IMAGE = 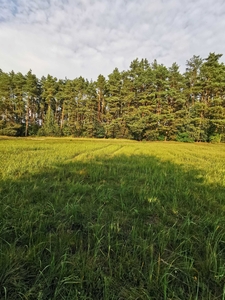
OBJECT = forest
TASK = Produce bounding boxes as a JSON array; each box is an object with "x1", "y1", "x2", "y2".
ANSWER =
[{"x1": 0, "y1": 52, "x2": 225, "y2": 142}]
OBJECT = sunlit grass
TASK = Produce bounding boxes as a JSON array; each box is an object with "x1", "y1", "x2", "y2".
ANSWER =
[{"x1": 0, "y1": 137, "x2": 225, "y2": 299}]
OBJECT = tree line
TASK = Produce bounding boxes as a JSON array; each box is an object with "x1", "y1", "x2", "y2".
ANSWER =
[{"x1": 0, "y1": 52, "x2": 225, "y2": 142}]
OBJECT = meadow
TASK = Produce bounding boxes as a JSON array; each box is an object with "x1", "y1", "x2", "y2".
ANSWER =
[{"x1": 0, "y1": 137, "x2": 225, "y2": 300}]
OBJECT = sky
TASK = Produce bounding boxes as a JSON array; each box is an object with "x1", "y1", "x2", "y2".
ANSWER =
[{"x1": 0, "y1": 0, "x2": 225, "y2": 81}]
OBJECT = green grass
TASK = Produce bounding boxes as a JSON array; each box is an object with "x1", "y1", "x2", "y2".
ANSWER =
[{"x1": 0, "y1": 137, "x2": 225, "y2": 299}]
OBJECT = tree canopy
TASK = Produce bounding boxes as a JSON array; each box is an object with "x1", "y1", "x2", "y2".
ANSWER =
[{"x1": 0, "y1": 52, "x2": 225, "y2": 142}]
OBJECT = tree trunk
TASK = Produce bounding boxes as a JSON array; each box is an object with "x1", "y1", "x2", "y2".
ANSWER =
[
  {"x1": 25, "y1": 99, "x2": 29, "y2": 136},
  {"x1": 60, "y1": 102, "x2": 65, "y2": 130}
]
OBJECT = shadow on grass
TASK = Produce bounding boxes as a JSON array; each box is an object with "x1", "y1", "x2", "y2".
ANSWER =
[{"x1": 0, "y1": 154, "x2": 225, "y2": 300}]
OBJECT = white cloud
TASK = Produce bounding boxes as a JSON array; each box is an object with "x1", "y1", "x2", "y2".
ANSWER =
[{"x1": 0, "y1": 0, "x2": 225, "y2": 80}]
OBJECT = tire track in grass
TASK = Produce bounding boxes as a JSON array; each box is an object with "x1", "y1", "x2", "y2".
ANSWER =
[
  {"x1": 110, "y1": 145, "x2": 141, "y2": 157},
  {"x1": 66, "y1": 144, "x2": 111, "y2": 162},
  {"x1": 84, "y1": 144, "x2": 123, "y2": 159},
  {"x1": 109, "y1": 145, "x2": 125, "y2": 156},
  {"x1": 68, "y1": 144, "x2": 121, "y2": 162}
]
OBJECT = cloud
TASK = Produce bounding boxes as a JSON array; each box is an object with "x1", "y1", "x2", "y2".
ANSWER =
[{"x1": 0, "y1": 0, "x2": 225, "y2": 80}]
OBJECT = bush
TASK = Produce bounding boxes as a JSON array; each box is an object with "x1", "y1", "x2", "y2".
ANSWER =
[
  {"x1": 176, "y1": 132, "x2": 194, "y2": 143},
  {"x1": 144, "y1": 130, "x2": 159, "y2": 141},
  {"x1": 158, "y1": 134, "x2": 166, "y2": 141},
  {"x1": 0, "y1": 124, "x2": 23, "y2": 136},
  {"x1": 209, "y1": 134, "x2": 222, "y2": 143}
]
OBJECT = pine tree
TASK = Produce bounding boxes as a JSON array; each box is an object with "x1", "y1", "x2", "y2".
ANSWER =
[
  {"x1": 83, "y1": 80, "x2": 98, "y2": 137},
  {"x1": 105, "y1": 68, "x2": 123, "y2": 137},
  {"x1": 95, "y1": 75, "x2": 107, "y2": 137},
  {"x1": 39, "y1": 75, "x2": 59, "y2": 136},
  {"x1": 24, "y1": 70, "x2": 40, "y2": 136},
  {"x1": 13, "y1": 72, "x2": 26, "y2": 125},
  {"x1": 201, "y1": 53, "x2": 225, "y2": 141}
]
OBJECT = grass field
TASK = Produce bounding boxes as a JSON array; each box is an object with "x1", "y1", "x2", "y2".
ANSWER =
[{"x1": 0, "y1": 137, "x2": 225, "y2": 299}]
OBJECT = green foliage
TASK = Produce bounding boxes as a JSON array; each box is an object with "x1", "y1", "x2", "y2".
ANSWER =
[
  {"x1": 0, "y1": 53, "x2": 225, "y2": 142},
  {"x1": 38, "y1": 108, "x2": 60, "y2": 136},
  {"x1": 157, "y1": 134, "x2": 166, "y2": 141},
  {"x1": 0, "y1": 121, "x2": 23, "y2": 136},
  {"x1": 209, "y1": 133, "x2": 222, "y2": 143},
  {"x1": 176, "y1": 132, "x2": 194, "y2": 143},
  {"x1": 94, "y1": 122, "x2": 105, "y2": 138},
  {"x1": 144, "y1": 129, "x2": 159, "y2": 141}
]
